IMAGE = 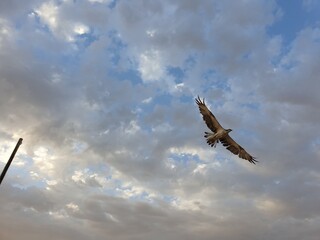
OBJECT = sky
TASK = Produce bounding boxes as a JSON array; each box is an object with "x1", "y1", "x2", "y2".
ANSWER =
[{"x1": 0, "y1": 0, "x2": 320, "y2": 239}]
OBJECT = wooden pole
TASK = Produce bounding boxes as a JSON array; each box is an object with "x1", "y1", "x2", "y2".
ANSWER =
[{"x1": 0, "y1": 138, "x2": 23, "y2": 185}]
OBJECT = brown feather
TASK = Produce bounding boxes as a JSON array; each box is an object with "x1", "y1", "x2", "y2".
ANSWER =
[
  {"x1": 220, "y1": 135, "x2": 257, "y2": 164},
  {"x1": 195, "y1": 96, "x2": 223, "y2": 133},
  {"x1": 196, "y1": 96, "x2": 257, "y2": 164}
]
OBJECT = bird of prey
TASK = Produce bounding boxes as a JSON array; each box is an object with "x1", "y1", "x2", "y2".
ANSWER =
[{"x1": 196, "y1": 96, "x2": 257, "y2": 164}]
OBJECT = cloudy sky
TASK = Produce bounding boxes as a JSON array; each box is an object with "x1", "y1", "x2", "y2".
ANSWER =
[{"x1": 0, "y1": 0, "x2": 320, "y2": 239}]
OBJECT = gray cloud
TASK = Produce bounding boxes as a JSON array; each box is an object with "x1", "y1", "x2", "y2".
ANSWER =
[{"x1": 0, "y1": 0, "x2": 319, "y2": 239}]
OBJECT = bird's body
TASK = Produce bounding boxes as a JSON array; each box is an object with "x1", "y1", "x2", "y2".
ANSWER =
[
  {"x1": 195, "y1": 96, "x2": 257, "y2": 164},
  {"x1": 204, "y1": 129, "x2": 230, "y2": 147}
]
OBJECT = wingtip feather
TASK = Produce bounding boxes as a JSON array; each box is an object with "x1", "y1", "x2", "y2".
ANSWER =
[
  {"x1": 249, "y1": 157, "x2": 258, "y2": 164},
  {"x1": 195, "y1": 96, "x2": 205, "y2": 105}
]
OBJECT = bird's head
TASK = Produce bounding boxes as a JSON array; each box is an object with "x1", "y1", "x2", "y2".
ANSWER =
[{"x1": 226, "y1": 129, "x2": 232, "y2": 133}]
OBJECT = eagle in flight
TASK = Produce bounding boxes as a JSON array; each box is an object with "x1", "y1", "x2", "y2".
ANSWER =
[{"x1": 196, "y1": 96, "x2": 257, "y2": 164}]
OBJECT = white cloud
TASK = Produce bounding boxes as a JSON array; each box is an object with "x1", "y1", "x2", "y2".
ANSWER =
[
  {"x1": 142, "y1": 97, "x2": 152, "y2": 104},
  {"x1": 168, "y1": 146, "x2": 217, "y2": 163},
  {"x1": 35, "y1": 1, "x2": 91, "y2": 41},
  {"x1": 66, "y1": 202, "x2": 80, "y2": 212},
  {"x1": 73, "y1": 23, "x2": 89, "y2": 35},
  {"x1": 138, "y1": 49, "x2": 165, "y2": 82},
  {"x1": 193, "y1": 163, "x2": 208, "y2": 175},
  {"x1": 71, "y1": 169, "x2": 108, "y2": 188},
  {"x1": 88, "y1": 0, "x2": 112, "y2": 3},
  {"x1": 35, "y1": 1, "x2": 59, "y2": 30},
  {"x1": 123, "y1": 120, "x2": 141, "y2": 135}
]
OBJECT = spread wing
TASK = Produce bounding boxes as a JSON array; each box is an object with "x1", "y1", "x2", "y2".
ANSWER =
[
  {"x1": 220, "y1": 134, "x2": 258, "y2": 164},
  {"x1": 195, "y1": 96, "x2": 223, "y2": 133}
]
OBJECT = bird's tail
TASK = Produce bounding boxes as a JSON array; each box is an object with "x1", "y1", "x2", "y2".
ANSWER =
[{"x1": 204, "y1": 132, "x2": 219, "y2": 148}]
